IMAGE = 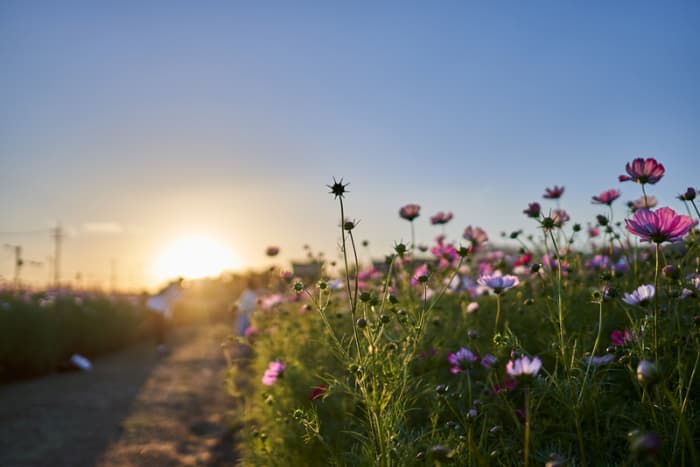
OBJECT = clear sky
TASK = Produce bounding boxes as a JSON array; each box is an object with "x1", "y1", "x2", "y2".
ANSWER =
[{"x1": 1, "y1": 1, "x2": 698, "y2": 290}]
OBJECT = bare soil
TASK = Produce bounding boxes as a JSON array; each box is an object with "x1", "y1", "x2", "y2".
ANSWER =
[{"x1": 0, "y1": 323, "x2": 239, "y2": 467}]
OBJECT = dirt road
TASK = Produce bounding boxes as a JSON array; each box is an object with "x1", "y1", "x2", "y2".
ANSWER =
[{"x1": 0, "y1": 323, "x2": 239, "y2": 467}]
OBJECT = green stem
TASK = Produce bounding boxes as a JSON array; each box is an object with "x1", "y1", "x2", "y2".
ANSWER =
[
  {"x1": 549, "y1": 230, "x2": 567, "y2": 369},
  {"x1": 494, "y1": 294, "x2": 502, "y2": 335},
  {"x1": 338, "y1": 197, "x2": 362, "y2": 360},
  {"x1": 578, "y1": 299, "x2": 603, "y2": 405},
  {"x1": 654, "y1": 244, "x2": 660, "y2": 360}
]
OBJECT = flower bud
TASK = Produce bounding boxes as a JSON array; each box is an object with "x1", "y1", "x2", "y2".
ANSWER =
[
  {"x1": 356, "y1": 318, "x2": 368, "y2": 328},
  {"x1": 636, "y1": 360, "x2": 659, "y2": 386}
]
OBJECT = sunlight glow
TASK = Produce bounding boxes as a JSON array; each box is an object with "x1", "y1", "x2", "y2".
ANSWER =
[{"x1": 151, "y1": 234, "x2": 241, "y2": 284}]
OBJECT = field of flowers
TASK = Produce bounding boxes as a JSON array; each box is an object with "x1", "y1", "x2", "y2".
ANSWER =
[
  {"x1": 228, "y1": 158, "x2": 699, "y2": 466},
  {"x1": 0, "y1": 289, "x2": 154, "y2": 380}
]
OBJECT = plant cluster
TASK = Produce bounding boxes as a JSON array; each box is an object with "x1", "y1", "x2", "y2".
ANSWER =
[{"x1": 229, "y1": 160, "x2": 699, "y2": 466}]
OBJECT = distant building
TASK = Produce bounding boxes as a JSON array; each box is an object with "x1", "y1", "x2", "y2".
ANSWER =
[{"x1": 292, "y1": 261, "x2": 322, "y2": 280}]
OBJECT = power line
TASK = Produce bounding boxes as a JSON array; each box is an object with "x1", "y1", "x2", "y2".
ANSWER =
[{"x1": 0, "y1": 229, "x2": 52, "y2": 236}]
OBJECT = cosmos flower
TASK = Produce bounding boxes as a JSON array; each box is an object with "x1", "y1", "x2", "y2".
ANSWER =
[
  {"x1": 447, "y1": 347, "x2": 478, "y2": 374},
  {"x1": 622, "y1": 284, "x2": 655, "y2": 306},
  {"x1": 543, "y1": 186, "x2": 565, "y2": 199},
  {"x1": 266, "y1": 246, "x2": 280, "y2": 257},
  {"x1": 477, "y1": 273, "x2": 519, "y2": 294},
  {"x1": 677, "y1": 187, "x2": 697, "y2": 201},
  {"x1": 506, "y1": 355, "x2": 542, "y2": 378},
  {"x1": 463, "y1": 225, "x2": 488, "y2": 249},
  {"x1": 592, "y1": 189, "x2": 621, "y2": 206},
  {"x1": 551, "y1": 209, "x2": 570, "y2": 227},
  {"x1": 262, "y1": 360, "x2": 285, "y2": 386},
  {"x1": 399, "y1": 204, "x2": 421, "y2": 221},
  {"x1": 619, "y1": 157, "x2": 665, "y2": 184},
  {"x1": 430, "y1": 211, "x2": 454, "y2": 225},
  {"x1": 625, "y1": 207, "x2": 694, "y2": 243},
  {"x1": 410, "y1": 263, "x2": 429, "y2": 286},
  {"x1": 523, "y1": 202, "x2": 541, "y2": 218},
  {"x1": 629, "y1": 195, "x2": 657, "y2": 211},
  {"x1": 480, "y1": 354, "x2": 497, "y2": 369}
]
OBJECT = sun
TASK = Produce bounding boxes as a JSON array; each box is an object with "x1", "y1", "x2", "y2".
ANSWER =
[{"x1": 152, "y1": 234, "x2": 241, "y2": 284}]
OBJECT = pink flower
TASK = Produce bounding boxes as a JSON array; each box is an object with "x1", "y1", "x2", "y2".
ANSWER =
[
  {"x1": 448, "y1": 347, "x2": 478, "y2": 373},
  {"x1": 543, "y1": 186, "x2": 565, "y2": 199},
  {"x1": 399, "y1": 204, "x2": 421, "y2": 221},
  {"x1": 506, "y1": 355, "x2": 542, "y2": 378},
  {"x1": 266, "y1": 246, "x2": 280, "y2": 257},
  {"x1": 592, "y1": 189, "x2": 621, "y2": 206},
  {"x1": 411, "y1": 263, "x2": 429, "y2": 286},
  {"x1": 619, "y1": 157, "x2": 665, "y2": 184},
  {"x1": 625, "y1": 207, "x2": 695, "y2": 243},
  {"x1": 551, "y1": 209, "x2": 570, "y2": 227},
  {"x1": 463, "y1": 226, "x2": 488, "y2": 250},
  {"x1": 430, "y1": 211, "x2": 453, "y2": 225},
  {"x1": 466, "y1": 302, "x2": 479, "y2": 313},
  {"x1": 513, "y1": 253, "x2": 532, "y2": 267},
  {"x1": 477, "y1": 273, "x2": 519, "y2": 294},
  {"x1": 588, "y1": 225, "x2": 600, "y2": 238},
  {"x1": 629, "y1": 195, "x2": 657, "y2": 211},
  {"x1": 262, "y1": 360, "x2": 285, "y2": 386},
  {"x1": 431, "y1": 236, "x2": 458, "y2": 268}
]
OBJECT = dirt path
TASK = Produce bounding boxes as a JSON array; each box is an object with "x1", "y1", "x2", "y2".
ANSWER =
[{"x1": 0, "y1": 323, "x2": 239, "y2": 467}]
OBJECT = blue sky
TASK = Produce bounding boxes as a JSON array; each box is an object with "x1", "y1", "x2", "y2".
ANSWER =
[{"x1": 1, "y1": 1, "x2": 698, "y2": 289}]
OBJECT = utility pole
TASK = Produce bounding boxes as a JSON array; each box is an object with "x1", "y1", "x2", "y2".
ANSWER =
[
  {"x1": 110, "y1": 258, "x2": 117, "y2": 293},
  {"x1": 53, "y1": 224, "x2": 62, "y2": 288},
  {"x1": 14, "y1": 245, "x2": 23, "y2": 287}
]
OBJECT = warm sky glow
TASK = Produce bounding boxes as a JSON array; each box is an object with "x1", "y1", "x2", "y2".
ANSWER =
[
  {"x1": 150, "y1": 235, "x2": 241, "y2": 285},
  {"x1": 1, "y1": 2, "x2": 698, "y2": 291}
]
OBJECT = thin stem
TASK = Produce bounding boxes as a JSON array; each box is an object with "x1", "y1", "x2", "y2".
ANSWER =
[
  {"x1": 548, "y1": 230, "x2": 567, "y2": 369},
  {"x1": 494, "y1": 294, "x2": 502, "y2": 335},
  {"x1": 578, "y1": 299, "x2": 603, "y2": 405},
  {"x1": 654, "y1": 244, "x2": 660, "y2": 360},
  {"x1": 524, "y1": 389, "x2": 531, "y2": 467},
  {"x1": 691, "y1": 199, "x2": 700, "y2": 219},
  {"x1": 641, "y1": 183, "x2": 649, "y2": 208},
  {"x1": 338, "y1": 197, "x2": 362, "y2": 359}
]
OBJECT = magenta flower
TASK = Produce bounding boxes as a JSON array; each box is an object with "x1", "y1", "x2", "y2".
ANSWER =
[
  {"x1": 506, "y1": 355, "x2": 542, "y2": 378},
  {"x1": 430, "y1": 211, "x2": 453, "y2": 225},
  {"x1": 399, "y1": 204, "x2": 421, "y2": 221},
  {"x1": 477, "y1": 273, "x2": 519, "y2": 294},
  {"x1": 308, "y1": 384, "x2": 327, "y2": 401},
  {"x1": 619, "y1": 157, "x2": 665, "y2": 184},
  {"x1": 463, "y1": 225, "x2": 488, "y2": 249},
  {"x1": 262, "y1": 360, "x2": 285, "y2": 386},
  {"x1": 448, "y1": 347, "x2": 478, "y2": 374},
  {"x1": 625, "y1": 207, "x2": 695, "y2": 243},
  {"x1": 588, "y1": 225, "x2": 600, "y2": 238},
  {"x1": 542, "y1": 185, "x2": 564, "y2": 199},
  {"x1": 592, "y1": 189, "x2": 621, "y2": 206},
  {"x1": 543, "y1": 185, "x2": 565, "y2": 199},
  {"x1": 523, "y1": 202, "x2": 541, "y2": 218},
  {"x1": 622, "y1": 284, "x2": 655, "y2": 306},
  {"x1": 431, "y1": 236, "x2": 458, "y2": 268},
  {"x1": 410, "y1": 263, "x2": 429, "y2": 286}
]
